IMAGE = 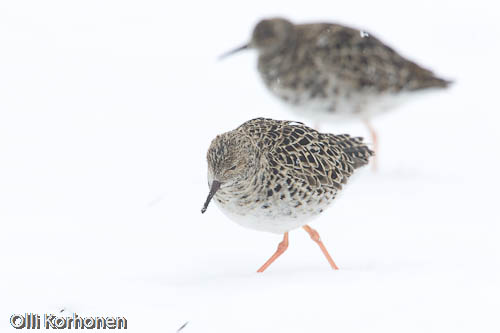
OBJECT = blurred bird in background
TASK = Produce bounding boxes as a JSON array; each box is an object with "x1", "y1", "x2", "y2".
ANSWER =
[{"x1": 221, "y1": 17, "x2": 452, "y2": 169}]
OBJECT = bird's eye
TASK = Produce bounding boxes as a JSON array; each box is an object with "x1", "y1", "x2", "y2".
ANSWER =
[{"x1": 228, "y1": 165, "x2": 237, "y2": 171}]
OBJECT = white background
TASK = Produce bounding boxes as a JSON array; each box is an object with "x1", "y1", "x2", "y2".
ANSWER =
[{"x1": 1, "y1": 0, "x2": 499, "y2": 332}]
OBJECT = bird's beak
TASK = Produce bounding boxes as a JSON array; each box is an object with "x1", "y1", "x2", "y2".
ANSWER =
[
  {"x1": 201, "y1": 180, "x2": 222, "y2": 213},
  {"x1": 218, "y1": 44, "x2": 249, "y2": 61}
]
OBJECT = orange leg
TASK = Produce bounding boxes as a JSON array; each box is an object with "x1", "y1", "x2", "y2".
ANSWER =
[
  {"x1": 302, "y1": 225, "x2": 339, "y2": 270},
  {"x1": 257, "y1": 232, "x2": 289, "y2": 273},
  {"x1": 363, "y1": 119, "x2": 378, "y2": 171}
]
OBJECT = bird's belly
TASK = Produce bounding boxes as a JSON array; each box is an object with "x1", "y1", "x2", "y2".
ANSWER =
[
  {"x1": 214, "y1": 194, "x2": 335, "y2": 234},
  {"x1": 268, "y1": 81, "x2": 411, "y2": 122}
]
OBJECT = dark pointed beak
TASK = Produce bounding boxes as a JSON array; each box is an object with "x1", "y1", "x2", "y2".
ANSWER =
[
  {"x1": 218, "y1": 44, "x2": 249, "y2": 61},
  {"x1": 201, "y1": 180, "x2": 221, "y2": 214}
]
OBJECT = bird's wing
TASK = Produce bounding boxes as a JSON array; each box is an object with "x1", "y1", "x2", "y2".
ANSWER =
[
  {"x1": 299, "y1": 23, "x2": 449, "y2": 91},
  {"x1": 239, "y1": 118, "x2": 365, "y2": 192}
]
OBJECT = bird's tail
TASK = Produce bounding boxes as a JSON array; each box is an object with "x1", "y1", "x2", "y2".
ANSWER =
[
  {"x1": 408, "y1": 61, "x2": 454, "y2": 90},
  {"x1": 332, "y1": 134, "x2": 375, "y2": 169},
  {"x1": 416, "y1": 75, "x2": 453, "y2": 90}
]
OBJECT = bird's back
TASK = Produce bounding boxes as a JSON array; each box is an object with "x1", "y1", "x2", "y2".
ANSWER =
[
  {"x1": 237, "y1": 118, "x2": 373, "y2": 191},
  {"x1": 295, "y1": 22, "x2": 451, "y2": 92}
]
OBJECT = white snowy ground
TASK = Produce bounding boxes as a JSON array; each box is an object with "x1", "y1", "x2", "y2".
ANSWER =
[{"x1": 1, "y1": 0, "x2": 499, "y2": 332}]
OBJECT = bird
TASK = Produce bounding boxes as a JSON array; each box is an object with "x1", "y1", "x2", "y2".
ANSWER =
[
  {"x1": 201, "y1": 118, "x2": 373, "y2": 272},
  {"x1": 220, "y1": 17, "x2": 451, "y2": 169}
]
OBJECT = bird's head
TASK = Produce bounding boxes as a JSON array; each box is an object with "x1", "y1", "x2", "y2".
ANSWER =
[
  {"x1": 219, "y1": 18, "x2": 295, "y2": 59},
  {"x1": 201, "y1": 131, "x2": 259, "y2": 213}
]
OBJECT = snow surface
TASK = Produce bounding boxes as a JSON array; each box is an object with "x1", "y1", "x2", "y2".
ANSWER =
[{"x1": 1, "y1": 0, "x2": 499, "y2": 332}]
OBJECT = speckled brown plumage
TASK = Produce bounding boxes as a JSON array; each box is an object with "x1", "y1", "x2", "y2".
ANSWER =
[{"x1": 238, "y1": 117, "x2": 372, "y2": 190}]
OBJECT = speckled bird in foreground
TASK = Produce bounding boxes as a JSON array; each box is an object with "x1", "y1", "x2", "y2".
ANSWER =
[
  {"x1": 221, "y1": 17, "x2": 451, "y2": 168},
  {"x1": 201, "y1": 118, "x2": 373, "y2": 272}
]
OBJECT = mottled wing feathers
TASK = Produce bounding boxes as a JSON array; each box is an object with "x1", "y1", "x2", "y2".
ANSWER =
[
  {"x1": 237, "y1": 118, "x2": 373, "y2": 191},
  {"x1": 236, "y1": 117, "x2": 292, "y2": 152},
  {"x1": 297, "y1": 23, "x2": 451, "y2": 92}
]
